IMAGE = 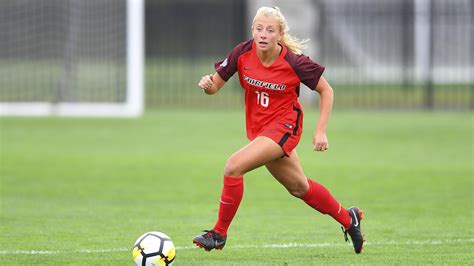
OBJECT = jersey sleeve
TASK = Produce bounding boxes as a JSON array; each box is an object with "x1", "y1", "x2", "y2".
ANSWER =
[
  {"x1": 214, "y1": 40, "x2": 252, "y2": 81},
  {"x1": 286, "y1": 53, "x2": 325, "y2": 90}
]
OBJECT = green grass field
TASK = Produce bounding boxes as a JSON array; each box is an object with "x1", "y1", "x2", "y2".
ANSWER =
[{"x1": 0, "y1": 110, "x2": 473, "y2": 265}]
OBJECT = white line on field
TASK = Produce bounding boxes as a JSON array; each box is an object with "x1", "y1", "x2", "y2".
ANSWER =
[{"x1": 1, "y1": 238, "x2": 472, "y2": 255}]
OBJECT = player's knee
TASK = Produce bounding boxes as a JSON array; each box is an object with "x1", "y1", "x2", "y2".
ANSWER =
[{"x1": 224, "y1": 157, "x2": 244, "y2": 177}]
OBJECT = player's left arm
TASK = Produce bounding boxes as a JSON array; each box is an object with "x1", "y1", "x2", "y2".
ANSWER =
[{"x1": 313, "y1": 76, "x2": 334, "y2": 152}]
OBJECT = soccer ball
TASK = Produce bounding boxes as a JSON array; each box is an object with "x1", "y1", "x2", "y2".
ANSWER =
[{"x1": 132, "y1": 231, "x2": 176, "y2": 266}]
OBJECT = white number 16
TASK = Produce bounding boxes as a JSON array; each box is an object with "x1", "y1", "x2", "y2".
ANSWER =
[{"x1": 255, "y1": 91, "x2": 269, "y2": 107}]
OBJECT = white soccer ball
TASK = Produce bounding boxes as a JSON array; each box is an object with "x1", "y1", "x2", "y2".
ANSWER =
[{"x1": 132, "y1": 231, "x2": 176, "y2": 266}]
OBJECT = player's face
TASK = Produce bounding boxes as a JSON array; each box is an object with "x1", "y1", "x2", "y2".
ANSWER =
[{"x1": 252, "y1": 15, "x2": 282, "y2": 53}]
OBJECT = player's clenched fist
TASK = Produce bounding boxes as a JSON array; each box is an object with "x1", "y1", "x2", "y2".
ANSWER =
[
  {"x1": 313, "y1": 131, "x2": 329, "y2": 152},
  {"x1": 198, "y1": 74, "x2": 214, "y2": 91}
]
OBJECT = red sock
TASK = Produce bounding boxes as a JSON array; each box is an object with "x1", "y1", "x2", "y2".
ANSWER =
[
  {"x1": 213, "y1": 176, "x2": 244, "y2": 236},
  {"x1": 302, "y1": 178, "x2": 352, "y2": 229}
]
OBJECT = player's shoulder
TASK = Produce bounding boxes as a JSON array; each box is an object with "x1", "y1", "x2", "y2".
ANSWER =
[
  {"x1": 229, "y1": 39, "x2": 254, "y2": 55},
  {"x1": 283, "y1": 48, "x2": 325, "y2": 89},
  {"x1": 283, "y1": 49, "x2": 325, "y2": 76},
  {"x1": 283, "y1": 49, "x2": 316, "y2": 66}
]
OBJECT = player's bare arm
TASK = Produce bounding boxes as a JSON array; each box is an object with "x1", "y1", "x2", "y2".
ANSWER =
[
  {"x1": 198, "y1": 72, "x2": 225, "y2": 95},
  {"x1": 313, "y1": 76, "x2": 334, "y2": 152}
]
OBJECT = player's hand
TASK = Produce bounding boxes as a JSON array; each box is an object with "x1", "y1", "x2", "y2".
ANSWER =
[
  {"x1": 198, "y1": 74, "x2": 214, "y2": 91},
  {"x1": 313, "y1": 131, "x2": 329, "y2": 152}
]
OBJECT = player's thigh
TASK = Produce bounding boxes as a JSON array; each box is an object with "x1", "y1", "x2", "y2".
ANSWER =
[
  {"x1": 265, "y1": 150, "x2": 309, "y2": 197},
  {"x1": 225, "y1": 136, "x2": 285, "y2": 176}
]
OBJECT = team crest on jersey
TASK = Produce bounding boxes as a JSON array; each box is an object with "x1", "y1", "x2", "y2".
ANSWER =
[
  {"x1": 220, "y1": 58, "x2": 228, "y2": 67},
  {"x1": 243, "y1": 75, "x2": 286, "y2": 91}
]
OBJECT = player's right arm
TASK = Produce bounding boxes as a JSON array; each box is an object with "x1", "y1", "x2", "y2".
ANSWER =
[
  {"x1": 200, "y1": 40, "x2": 253, "y2": 95},
  {"x1": 198, "y1": 72, "x2": 225, "y2": 95},
  {"x1": 199, "y1": 40, "x2": 252, "y2": 95}
]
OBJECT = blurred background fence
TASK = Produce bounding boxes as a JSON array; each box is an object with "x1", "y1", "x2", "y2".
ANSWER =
[
  {"x1": 146, "y1": 0, "x2": 472, "y2": 110},
  {"x1": 0, "y1": 0, "x2": 472, "y2": 112}
]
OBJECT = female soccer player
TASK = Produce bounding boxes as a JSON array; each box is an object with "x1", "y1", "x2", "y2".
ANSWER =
[{"x1": 193, "y1": 6, "x2": 365, "y2": 254}]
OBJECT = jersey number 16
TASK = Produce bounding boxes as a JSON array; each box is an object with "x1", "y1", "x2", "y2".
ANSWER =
[{"x1": 255, "y1": 91, "x2": 269, "y2": 107}]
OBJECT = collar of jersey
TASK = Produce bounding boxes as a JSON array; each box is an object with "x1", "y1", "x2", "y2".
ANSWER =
[{"x1": 251, "y1": 39, "x2": 287, "y2": 68}]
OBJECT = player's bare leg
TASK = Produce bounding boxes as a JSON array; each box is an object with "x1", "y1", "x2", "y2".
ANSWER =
[
  {"x1": 224, "y1": 136, "x2": 285, "y2": 177},
  {"x1": 264, "y1": 150, "x2": 309, "y2": 198},
  {"x1": 193, "y1": 136, "x2": 285, "y2": 251}
]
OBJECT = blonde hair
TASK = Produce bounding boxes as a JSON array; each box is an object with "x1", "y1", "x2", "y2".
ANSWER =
[{"x1": 252, "y1": 6, "x2": 308, "y2": 55}]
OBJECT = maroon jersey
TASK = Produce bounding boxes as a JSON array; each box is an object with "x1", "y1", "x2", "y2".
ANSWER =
[{"x1": 215, "y1": 39, "x2": 325, "y2": 141}]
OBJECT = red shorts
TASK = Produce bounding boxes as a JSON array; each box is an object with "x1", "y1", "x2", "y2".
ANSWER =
[{"x1": 249, "y1": 108, "x2": 303, "y2": 157}]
